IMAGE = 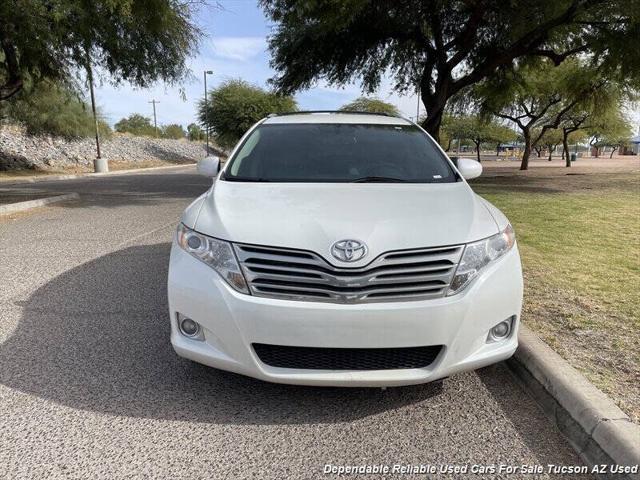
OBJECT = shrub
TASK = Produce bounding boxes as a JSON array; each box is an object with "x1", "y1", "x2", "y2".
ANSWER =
[
  {"x1": 187, "y1": 123, "x2": 205, "y2": 141},
  {"x1": 161, "y1": 124, "x2": 186, "y2": 139}
]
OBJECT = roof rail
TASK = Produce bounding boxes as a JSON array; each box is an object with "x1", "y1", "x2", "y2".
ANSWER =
[{"x1": 268, "y1": 110, "x2": 396, "y2": 118}]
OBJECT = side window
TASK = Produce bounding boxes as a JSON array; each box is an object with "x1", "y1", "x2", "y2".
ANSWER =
[{"x1": 230, "y1": 129, "x2": 262, "y2": 176}]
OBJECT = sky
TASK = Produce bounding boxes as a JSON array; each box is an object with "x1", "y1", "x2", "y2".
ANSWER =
[
  {"x1": 94, "y1": 0, "x2": 423, "y2": 128},
  {"x1": 94, "y1": 0, "x2": 639, "y2": 132}
]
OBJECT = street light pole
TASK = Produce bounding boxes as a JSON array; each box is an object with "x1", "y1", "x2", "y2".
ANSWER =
[
  {"x1": 148, "y1": 99, "x2": 160, "y2": 137},
  {"x1": 85, "y1": 48, "x2": 108, "y2": 172},
  {"x1": 204, "y1": 70, "x2": 213, "y2": 155}
]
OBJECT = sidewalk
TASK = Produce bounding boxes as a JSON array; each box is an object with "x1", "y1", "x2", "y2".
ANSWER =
[{"x1": 0, "y1": 163, "x2": 196, "y2": 186}]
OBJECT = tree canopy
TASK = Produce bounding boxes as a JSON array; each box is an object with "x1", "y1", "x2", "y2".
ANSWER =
[
  {"x1": 441, "y1": 115, "x2": 517, "y2": 161},
  {"x1": 586, "y1": 108, "x2": 633, "y2": 157},
  {"x1": 261, "y1": 0, "x2": 640, "y2": 140},
  {"x1": 471, "y1": 59, "x2": 623, "y2": 169},
  {"x1": 114, "y1": 114, "x2": 156, "y2": 137},
  {"x1": 1, "y1": 80, "x2": 111, "y2": 139},
  {"x1": 161, "y1": 124, "x2": 186, "y2": 140},
  {"x1": 0, "y1": 0, "x2": 201, "y2": 101},
  {"x1": 197, "y1": 79, "x2": 297, "y2": 149},
  {"x1": 339, "y1": 97, "x2": 400, "y2": 116}
]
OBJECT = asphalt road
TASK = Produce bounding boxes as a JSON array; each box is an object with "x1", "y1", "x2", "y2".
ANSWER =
[{"x1": 0, "y1": 168, "x2": 591, "y2": 479}]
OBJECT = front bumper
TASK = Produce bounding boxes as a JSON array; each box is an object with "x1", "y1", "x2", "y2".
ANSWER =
[{"x1": 167, "y1": 243, "x2": 523, "y2": 387}]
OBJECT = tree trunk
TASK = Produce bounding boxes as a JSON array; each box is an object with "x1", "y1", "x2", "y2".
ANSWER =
[
  {"x1": 0, "y1": 36, "x2": 24, "y2": 101},
  {"x1": 563, "y1": 131, "x2": 571, "y2": 167},
  {"x1": 520, "y1": 129, "x2": 531, "y2": 170},
  {"x1": 475, "y1": 141, "x2": 481, "y2": 162},
  {"x1": 548, "y1": 147, "x2": 553, "y2": 161},
  {"x1": 610, "y1": 146, "x2": 618, "y2": 158},
  {"x1": 420, "y1": 85, "x2": 448, "y2": 143},
  {"x1": 421, "y1": 108, "x2": 444, "y2": 142},
  {"x1": 446, "y1": 138, "x2": 452, "y2": 151}
]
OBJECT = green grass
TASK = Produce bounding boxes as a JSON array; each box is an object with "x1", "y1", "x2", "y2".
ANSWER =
[
  {"x1": 472, "y1": 173, "x2": 640, "y2": 422},
  {"x1": 483, "y1": 190, "x2": 639, "y2": 321}
]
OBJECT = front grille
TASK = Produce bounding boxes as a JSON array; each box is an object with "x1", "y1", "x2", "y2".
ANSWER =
[
  {"x1": 253, "y1": 343, "x2": 443, "y2": 370},
  {"x1": 234, "y1": 243, "x2": 463, "y2": 303}
]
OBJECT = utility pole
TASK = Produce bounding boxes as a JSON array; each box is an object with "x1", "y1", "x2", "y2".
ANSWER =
[
  {"x1": 85, "y1": 48, "x2": 107, "y2": 172},
  {"x1": 149, "y1": 99, "x2": 160, "y2": 137},
  {"x1": 204, "y1": 70, "x2": 213, "y2": 155}
]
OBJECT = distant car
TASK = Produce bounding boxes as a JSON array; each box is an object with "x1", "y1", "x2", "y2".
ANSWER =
[{"x1": 167, "y1": 112, "x2": 523, "y2": 387}]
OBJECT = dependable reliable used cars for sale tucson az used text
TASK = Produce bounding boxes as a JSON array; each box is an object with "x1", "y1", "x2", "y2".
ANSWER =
[{"x1": 167, "y1": 111, "x2": 523, "y2": 387}]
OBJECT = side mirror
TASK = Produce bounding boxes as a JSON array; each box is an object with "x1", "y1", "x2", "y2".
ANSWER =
[
  {"x1": 455, "y1": 157, "x2": 482, "y2": 180},
  {"x1": 197, "y1": 156, "x2": 220, "y2": 178}
]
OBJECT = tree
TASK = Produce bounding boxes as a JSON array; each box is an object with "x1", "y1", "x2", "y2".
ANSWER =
[
  {"x1": 198, "y1": 79, "x2": 297, "y2": 149},
  {"x1": 114, "y1": 114, "x2": 156, "y2": 136},
  {"x1": 474, "y1": 59, "x2": 611, "y2": 169},
  {"x1": 339, "y1": 97, "x2": 399, "y2": 116},
  {"x1": 187, "y1": 123, "x2": 205, "y2": 141},
  {"x1": 587, "y1": 110, "x2": 632, "y2": 158},
  {"x1": 161, "y1": 124, "x2": 186, "y2": 139},
  {"x1": 537, "y1": 128, "x2": 564, "y2": 161},
  {"x1": 0, "y1": 0, "x2": 201, "y2": 101},
  {"x1": 440, "y1": 115, "x2": 474, "y2": 152},
  {"x1": 440, "y1": 114, "x2": 516, "y2": 162},
  {"x1": 1, "y1": 80, "x2": 112, "y2": 139},
  {"x1": 469, "y1": 121, "x2": 517, "y2": 162},
  {"x1": 556, "y1": 80, "x2": 629, "y2": 166},
  {"x1": 602, "y1": 132, "x2": 632, "y2": 158},
  {"x1": 559, "y1": 110, "x2": 590, "y2": 165},
  {"x1": 260, "y1": 0, "x2": 640, "y2": 140}
]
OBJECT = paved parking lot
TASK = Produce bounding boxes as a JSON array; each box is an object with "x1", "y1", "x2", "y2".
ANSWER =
[{"x1": 0, "y1": 168, "x2": 591, "y2": 479}]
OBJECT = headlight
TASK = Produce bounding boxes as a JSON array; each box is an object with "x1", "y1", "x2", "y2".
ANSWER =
[
  {"x1": 447, "y1": 224, "x2": 515, "y2": 296},
  {"x1": 176, "y1": 223, "x2": 249, "y2": 294}
]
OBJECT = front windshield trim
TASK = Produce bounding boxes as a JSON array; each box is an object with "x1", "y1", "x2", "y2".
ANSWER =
[{"x1": 221, "y1": 123, "x2": 458, "y2": 183}]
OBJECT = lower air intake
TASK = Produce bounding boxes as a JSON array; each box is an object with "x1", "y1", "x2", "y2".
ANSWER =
[{"x1": 252, "y1": 343, "x2": 443, "y2": 370}]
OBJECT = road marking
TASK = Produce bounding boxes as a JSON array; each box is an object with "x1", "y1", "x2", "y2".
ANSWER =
[{"x1": 114, "y1": 221, "x2": 178, "y2": 249}]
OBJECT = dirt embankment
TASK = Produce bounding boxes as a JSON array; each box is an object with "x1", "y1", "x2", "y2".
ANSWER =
[{"x1": 0, "y1": 125, "x2": 225, "y2": 171}]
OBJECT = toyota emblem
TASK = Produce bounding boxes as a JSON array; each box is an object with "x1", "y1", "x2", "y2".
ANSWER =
[{"x1": 331, "y1": 239, "x2": 368, "y2": 262}]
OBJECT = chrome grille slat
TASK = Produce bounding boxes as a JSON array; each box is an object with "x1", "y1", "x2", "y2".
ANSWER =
[
  {"x1": 245, "y1": 264, "x2": 453, "y2": 286},
  {"x1": 234, "y1": 243, "x2": 463, "y2": 303}
]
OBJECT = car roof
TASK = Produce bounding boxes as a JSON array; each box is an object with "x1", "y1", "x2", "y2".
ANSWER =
[{"x1": 262, "y1": 111, "x2": 413, "y2": 126}]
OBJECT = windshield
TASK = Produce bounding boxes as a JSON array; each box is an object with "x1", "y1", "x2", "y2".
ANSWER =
[{"x1": 221, "y1": 123, "x2": 457, "y2": 183}]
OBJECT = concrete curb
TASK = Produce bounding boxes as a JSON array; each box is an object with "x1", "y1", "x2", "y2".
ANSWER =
[
  {"x1": 507, "y1": 326, "x2": 639, "y2": 480},
  {"x1": 0, "y1": 193, "x2": 80, "y2": 215},
  {"x1": 0, "y1": 163, "x2": 196, "y2": 186}
]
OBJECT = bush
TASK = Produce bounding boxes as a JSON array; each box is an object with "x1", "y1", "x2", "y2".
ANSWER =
[
  {"x1": 114, "y1": 114, "x2": 156, "y2": 137},
  {"x1": 2, "y1": 80, "x2": 112, "y2": 139},
  {"x1": 187, "y1": 123, "x2": 205, "y2": 141},
  {"x1": 339, "y1": 97, "x2": 400, "y2": 116},
  {"x1": 198, "y1": 79, "x2": 297, "y2": 148},
  {"x1": 161, "y1": 124, "x2": 186, "y2": 139}
]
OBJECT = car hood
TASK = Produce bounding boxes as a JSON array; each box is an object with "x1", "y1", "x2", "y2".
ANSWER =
[{"x1": 192, "y1": 181, "x2": 499, "y2": 267}]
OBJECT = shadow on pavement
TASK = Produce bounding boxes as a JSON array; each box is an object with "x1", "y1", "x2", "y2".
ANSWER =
[
  {"x1": 0, "y1": 243, "x2": 442, "y2": 425},
  {"x1": 0, "y1": 171, "x2": 210, "y2": 210}
]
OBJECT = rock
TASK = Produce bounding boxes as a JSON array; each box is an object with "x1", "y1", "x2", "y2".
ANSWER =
[{"x1": 0, "y1": 125, "x2": 226, "y2": 171}]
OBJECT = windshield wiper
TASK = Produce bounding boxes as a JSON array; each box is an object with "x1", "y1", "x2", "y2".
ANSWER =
[
  {"x1": 223, "y1": 176, "x2": 272, "y2": 182},
  {"x1": 351, "y1": 176, "x2": 409, "y2": 183}
]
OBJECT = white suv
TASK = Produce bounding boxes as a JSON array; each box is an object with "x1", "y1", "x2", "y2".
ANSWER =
[{"x1": 168, "y1": 112, "x2": 523, "y2": 386}]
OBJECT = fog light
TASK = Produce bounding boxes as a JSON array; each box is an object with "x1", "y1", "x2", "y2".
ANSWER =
[
  {"x1": 488, "y1": 317, "x2": 514, "y2": 342},
  {"x1": 179, "y1": 317, "x2": 200, "y2": 337}
]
